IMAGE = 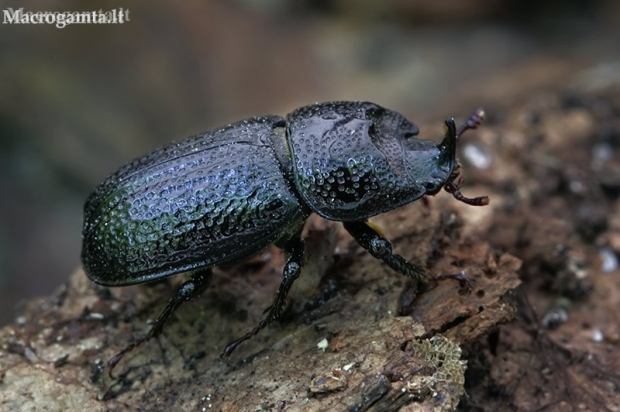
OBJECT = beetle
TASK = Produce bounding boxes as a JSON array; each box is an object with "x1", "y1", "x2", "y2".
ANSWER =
[{"x1": 81, "y1": 101, "x2": 488, "y2": 370}]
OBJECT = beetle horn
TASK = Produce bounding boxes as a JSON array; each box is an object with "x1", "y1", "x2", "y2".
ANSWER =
[{"x1": 438, "y1": 118, "x2": 457, "y2": 166}]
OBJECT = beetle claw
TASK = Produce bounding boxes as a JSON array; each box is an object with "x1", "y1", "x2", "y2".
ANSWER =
[{"x1": 432, "y1": 271, "x2": 474, "y2": 292}]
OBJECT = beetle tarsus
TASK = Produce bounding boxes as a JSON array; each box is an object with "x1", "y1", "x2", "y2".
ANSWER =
[
  {"x1": 108, "y1": 341, "x2": 138, "y2": 375},
  {"x1": 431, "y1": 271, "x2": 474, "y2": 292},
  {"x1": 108, "y1": 269, "x2": 212, "y2": 377},
  {"x1": 222, "y1": 319, "x2": 269, "y2": 357},
  {"x1": 444, "y1": 177, "x2": 490, "y2": 206},
  {"x1": 222, "y1": 236, "x2": 305, "y2": 358}
]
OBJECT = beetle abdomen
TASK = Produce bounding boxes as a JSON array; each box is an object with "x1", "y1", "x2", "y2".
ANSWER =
[{"x1": 82, "y1": 116, "x2": 304, "y2": 286}]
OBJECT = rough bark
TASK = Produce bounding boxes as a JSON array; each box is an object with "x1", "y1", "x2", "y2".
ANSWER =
[{"x1": 0, "y1": 201, "x2": 520, "y2": 411}]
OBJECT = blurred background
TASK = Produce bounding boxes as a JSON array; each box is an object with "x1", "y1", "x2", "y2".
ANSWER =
[{"x1": 1, "y1": 0, "x2": 619, "y2": 325}]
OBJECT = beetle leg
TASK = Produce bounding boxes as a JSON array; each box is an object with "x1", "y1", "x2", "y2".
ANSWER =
[
  {"x1": 343, "y1": 221, "x2": 430, "y2": 285},
  {"x1": 109, "y1": 269, "x2": 212, "y2": 375},
  {"x1": 222, "y1": 236, "x2": 305, "y2": 357},
  {"x1": 343, "y1": 221, "x2": 471, "y2": 288}
]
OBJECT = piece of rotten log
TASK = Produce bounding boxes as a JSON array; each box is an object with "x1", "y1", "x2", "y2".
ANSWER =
[{"x1": 0, "y1": 201, "x2": 520, "y2": 412}]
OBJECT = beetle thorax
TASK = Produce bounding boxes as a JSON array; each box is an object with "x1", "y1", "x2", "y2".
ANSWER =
[{"x1": 286, "y1": 101, "x2": 434, "y2": 221}]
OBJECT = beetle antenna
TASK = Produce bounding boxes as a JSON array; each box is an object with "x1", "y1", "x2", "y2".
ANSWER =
[
  {"x1": 456, "y1": 108, "x2": 485, "y2": 139},
  {"x1": 442, "y1": 108, "x2": 489, "y2": 206},
  {"x1": 445, "y1": 176, "x2": 489, "y2": 206}
]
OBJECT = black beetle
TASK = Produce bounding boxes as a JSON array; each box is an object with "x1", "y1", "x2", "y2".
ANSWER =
[{"x1": 81, "y1": 101, "x2": 488, "y2": 370}]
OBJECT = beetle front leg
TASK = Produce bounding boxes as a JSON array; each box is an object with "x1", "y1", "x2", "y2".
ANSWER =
[
  {"x1": 343, "y1": 221, "x2": 470, "y2": 288},
  {"x1": 343, "y1": 221, "x2": 430, "y2": 286},
  {"x1": 223, "y1": 236, "x2": 305, "y2": 357},
  {"x1": 109, "y1": 269, "x2": 212, "y2": 374}
]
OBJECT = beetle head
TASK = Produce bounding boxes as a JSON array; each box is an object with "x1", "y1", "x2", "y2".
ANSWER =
[
  {"x1": 397, "y1": 118, "x2": 458, "y2": 195},
  {"x1": 365, "y1": 106, "x2": 463, "y2": 197},
  {"x1": 402, "y1": 108, "x2": 489, "y2": 206}
]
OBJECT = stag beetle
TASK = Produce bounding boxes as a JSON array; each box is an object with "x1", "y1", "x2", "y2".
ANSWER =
[{"x1": 81, "y1": 101, "x2": 488, "y2": 371}]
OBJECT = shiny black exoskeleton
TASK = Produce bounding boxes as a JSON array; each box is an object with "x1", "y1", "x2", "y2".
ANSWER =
[{"x1": 81, "y1": 101, "x2": 488, "y2": 371}]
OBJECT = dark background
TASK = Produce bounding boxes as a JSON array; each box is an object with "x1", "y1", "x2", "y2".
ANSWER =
[{"x1": 1, "y1": 0, "x2": 619, "y2": 325}]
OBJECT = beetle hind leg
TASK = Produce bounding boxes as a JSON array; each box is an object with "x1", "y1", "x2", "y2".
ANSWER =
[
  {"x1": 222, "y1": 236, "x2": 305, "y2": 357},
  {"x1": 108, "y1": 269, "x2": 212, "y2": 375}
]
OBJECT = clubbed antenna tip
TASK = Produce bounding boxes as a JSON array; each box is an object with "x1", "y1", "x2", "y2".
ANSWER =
[{"x1": 456, "y1": 108, "x2": 485, "y2": 139}]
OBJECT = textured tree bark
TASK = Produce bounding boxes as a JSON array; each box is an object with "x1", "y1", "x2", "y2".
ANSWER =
[{"x1": 0, "y1": 202, "x2": 521, "y2": 412}]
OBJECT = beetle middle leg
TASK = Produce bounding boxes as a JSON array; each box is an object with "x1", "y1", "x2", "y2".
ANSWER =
[
  {"x1": 343, "y1": 221, "x2": 469, "y2": 288},
  {"x1": 109, "y1": 269, "x2": 212, "y2": 374},
  {"x1": 223, "y1": 235, "x2": 306, "y2": 357}
]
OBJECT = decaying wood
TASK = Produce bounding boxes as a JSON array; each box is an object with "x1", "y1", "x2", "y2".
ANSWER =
[
  {"x1": 0, "y1": 199, "x2": 521, "y2": 411},
  {"x1": 5, "y1": 67, "x2": 620, "y2": 412}
]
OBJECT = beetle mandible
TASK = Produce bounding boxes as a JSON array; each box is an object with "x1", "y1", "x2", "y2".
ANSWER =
[{"x1": 81, "y1": 101, "x2": 488, "y2": 370}]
